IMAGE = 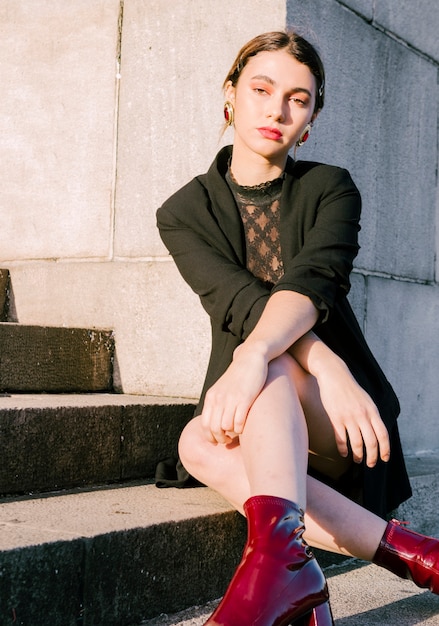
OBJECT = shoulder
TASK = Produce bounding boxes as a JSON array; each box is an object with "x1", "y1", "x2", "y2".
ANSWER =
[
  {"x1": 286, "y1": 158, "x2": 360, "y2": 194},
  {"x1": 156, "y1": 173, "x2": 210, "y2": 228},
  {"x1": 157, "y1": 146, "x2": 232, "y2": 225}
]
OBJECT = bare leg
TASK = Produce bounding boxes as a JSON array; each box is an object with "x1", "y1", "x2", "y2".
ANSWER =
[
  {"x1": 238, "y1": 353, "x2": 309, "y2": 509},
  {"x1": 179, "y1": 353, "x2": 387, "y2": 561}
]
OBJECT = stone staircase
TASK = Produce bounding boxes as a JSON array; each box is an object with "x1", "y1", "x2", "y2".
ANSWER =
[
  {"x1": 0, "y1": 269, "x2": 247, "y2": 625},
  {"x1": 0, "y1": 268, "x2": 438, "y2": 626}
]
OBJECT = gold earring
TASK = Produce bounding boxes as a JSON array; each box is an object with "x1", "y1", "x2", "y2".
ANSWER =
[
  {"x1": 296, "y1": 123, "x2": 312, "y2": 147},
  {"x1": 224, "y1": 101, "x2": 234, "y2": 126}
]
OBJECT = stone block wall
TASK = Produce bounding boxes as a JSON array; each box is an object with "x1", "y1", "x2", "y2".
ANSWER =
[
  {"x1": 286, "y1": 0, "x2": 439, "y2": 454},
  {"x1": 1, "y1": 0, "x2": 438, "y2": 454}
]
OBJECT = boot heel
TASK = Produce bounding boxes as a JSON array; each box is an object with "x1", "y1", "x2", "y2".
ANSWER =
[{"x1": 293, "y1": 600, "x2": 334, "y2": 626}]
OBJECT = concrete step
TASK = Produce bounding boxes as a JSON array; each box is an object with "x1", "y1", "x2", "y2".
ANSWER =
[
  {"x1": 0, "y1": 268, "x2": 10, "y2": 321},
  {"x1": 139, "y1": 560, "x2": 439, "y2": 626},
  {"x1": 0, "y1": 322, "x2": 115, "y2": 393},
  {"x1": 0, "y1": 458, "x2": 438, "y2": 625},
  {"x1": 0, "y1": 394, "x2": 196, "y2": 495},
  {"x1": 0, "y1": 482, "x2": 247, "y2": 626}
]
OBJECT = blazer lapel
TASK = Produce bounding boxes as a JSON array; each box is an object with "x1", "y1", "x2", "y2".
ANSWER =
[{"x1": 206, "y1": 146, "x2": 246, "y2": 265}]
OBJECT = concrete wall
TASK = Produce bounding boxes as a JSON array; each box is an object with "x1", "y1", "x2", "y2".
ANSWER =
[
  {"x1": 1, "y1": 1, "x2": 438, "y2": 455},
  {"x1": 286, "y1": 0, "x2": 439, "y2": 455}
]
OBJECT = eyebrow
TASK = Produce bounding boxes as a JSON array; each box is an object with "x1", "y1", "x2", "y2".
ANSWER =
[{"x1": 250, "y1": 74, "x2": 312, "y2": 97}]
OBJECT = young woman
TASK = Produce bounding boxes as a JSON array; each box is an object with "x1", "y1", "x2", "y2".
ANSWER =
[{"x1": 156, "y1": 31, "x2": 438, "y2": 626}]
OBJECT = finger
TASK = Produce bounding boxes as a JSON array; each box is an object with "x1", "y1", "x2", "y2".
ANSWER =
[
  {"x1": 200, "y1": 406, "x2": 215, "y2": 443},
  {"x1": 360, "y1": 408, "x2": 390, "y2": 467},
  {"x1": 361, "y1": 427, "x2": 379, "y2": 467},
  {"x1": 202, "y1": 387, "x2": 228, "y2": 443},
  {"x1": 211, "y1": 411, "x2": 229, "y2": 444},
  {"x1": 345, "y1": 423, "x2": 365, "y2": 464},
  {"x1": 332, "y1": 423, "x2": 350, "y2": 458},
  {"x1": 224, "y1": 430, "x2": 240, "y2": 442},
  {"x1": 232, "y1": 402, "x2": 249, "y2": 435},
  {"x1": 200, "y1": 404, "x2": 218, "y2": 441},
  {"x1": 220, "y1": 406, "x2": 236, "y2": 435},
  {"x1": 371, "y1": 415, "x2": 390, "y2": 462},
  {"x1": 201, "y1": 403, "x2": 228, "y2": 444}
]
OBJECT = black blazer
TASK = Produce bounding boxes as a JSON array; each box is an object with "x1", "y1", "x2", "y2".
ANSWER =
[{"x1": 157, "y1": 145, "x2": 412, "y2": 516}]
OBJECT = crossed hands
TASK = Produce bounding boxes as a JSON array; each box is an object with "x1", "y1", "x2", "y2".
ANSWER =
[{"x1": 200, "y1": 346, "x2": 390, "y2": 469}]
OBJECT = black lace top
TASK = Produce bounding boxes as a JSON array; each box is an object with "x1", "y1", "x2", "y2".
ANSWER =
[{"x1": 226, "y1": 169, "x2": 285, "y2": 287}]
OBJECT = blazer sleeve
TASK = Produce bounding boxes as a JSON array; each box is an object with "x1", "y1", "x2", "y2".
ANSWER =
[
  {"x1": 273, "y1": 165, "x2": 361, "y2": 324},
  {"x1": 156, "y1": 179, "x2": 270, "y2": 340}
]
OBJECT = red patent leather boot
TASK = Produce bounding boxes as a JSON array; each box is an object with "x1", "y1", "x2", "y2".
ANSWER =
[
  {"x1": 373, "y1": 519, "x2": 439, "y2": 594},
  {"x1": 290, "y1": 603, "x2": 333, "y2": 626},
  {"x1": 203, "y1": 495, "x2": 333, "y2": 626}
]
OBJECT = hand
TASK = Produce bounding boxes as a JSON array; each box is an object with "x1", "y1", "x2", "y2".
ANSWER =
[
  {"x1": 200, "y1": 344, "x2": 268, "y2": 444},
  {"x1": 316, "y1": 361, "x2": 390, "y2": 468}
]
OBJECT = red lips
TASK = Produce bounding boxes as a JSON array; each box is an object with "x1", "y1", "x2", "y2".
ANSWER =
[{"x1": 257, "y1": 127, "x2": 282, "y2": 140}]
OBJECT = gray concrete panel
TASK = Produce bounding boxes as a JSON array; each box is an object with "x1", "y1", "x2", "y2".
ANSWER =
[
  {"x1": 286, "y1": 0, "x2": 437, "y2": 281},
  {"x1": 114, "y1": 0, "x2": 286, "y2": 258},
  {"x1": 0, "y1": 0, "x2": 121, "y2": 261},
  {"x1": 348, "y1": 271, "x2": 367, "y2": 330},
  {"x1": 338, "y1": 0, "x2": 373, "y2": 21},
  {"x1": 365, "y1": 276, "x2": 439, "y2": 455},
  {"x1": 375, "y1": 0, "x2": 439, "y2": 62}
]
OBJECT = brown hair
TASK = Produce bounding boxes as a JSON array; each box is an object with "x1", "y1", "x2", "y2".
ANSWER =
[{"x1": 223, "y1": 31, "x2": 325, "y2": 113}]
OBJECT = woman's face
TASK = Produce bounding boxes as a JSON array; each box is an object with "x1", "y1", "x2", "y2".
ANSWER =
[{"x1": 226, "y1": 49, "x2": 317, "y2": 167}]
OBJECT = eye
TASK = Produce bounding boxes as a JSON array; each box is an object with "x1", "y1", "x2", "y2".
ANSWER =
[
  {"x1": 290, "y1": 96, "x2": 307, "y2": 106},
  {"x1": 254, "y1": 87, "x2": 268, "y2": 95}
]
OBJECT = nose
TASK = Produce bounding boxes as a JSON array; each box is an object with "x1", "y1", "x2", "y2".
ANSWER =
[{"x1": 267, "y1": 95, "x2": 286, "y2": 122}]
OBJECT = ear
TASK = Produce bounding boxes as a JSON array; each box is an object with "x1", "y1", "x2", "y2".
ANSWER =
[{"x1": 224, "y1": 80, "x2": 236, "y2": 104}]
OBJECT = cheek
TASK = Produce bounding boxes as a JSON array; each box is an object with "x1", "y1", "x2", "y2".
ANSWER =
[{"x1": 233, "y1": 99, "x2": 252, "y2": 125}]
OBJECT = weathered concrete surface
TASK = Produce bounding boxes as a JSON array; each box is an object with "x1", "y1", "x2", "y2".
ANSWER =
[
  {"x1": 341, "y1": 0, "x2": 439, "y2": 62},
  {"x1": 0, "y1": 484, "x2": 247, "y2": 625},
  {"x1": 374, "y1": 0, "x2": 439, "y2": 61},
  {"x1": 0, "y1": 0, "x2": 121, "y2": 260},
  {"x1": 114, "y1": 0, "x2": 286, "y2": 258},
  {"x1": 364, "y1": 277, "x2": 439, "y2": 455},
  {"x1": 5, "y1": 261, "x2": 210, "y2": 397},
  {"x1": 0, "y1": 394, "x2": 195, "y2": 495},
  {"x1": 339, "y1": 0, "x2": 373, "y2": 21},
  {"x1": 287, "y1": 0, "x2": 437, "y2": 280},
  {"x1": 0, "y1": 323, "x2": 114, "y2": 393},
  {"x1": 399, "y1": 455, "x2": 439, "y2": 537}
]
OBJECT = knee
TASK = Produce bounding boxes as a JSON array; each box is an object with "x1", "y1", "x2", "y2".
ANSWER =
[{"x1": 178, "y1": 416, "x2": 210, "y2": 477}]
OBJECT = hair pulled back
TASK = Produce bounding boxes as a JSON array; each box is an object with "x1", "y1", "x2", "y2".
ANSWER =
[{"x1": 223, "y1": 31, "x2": 325, "y2": 113}]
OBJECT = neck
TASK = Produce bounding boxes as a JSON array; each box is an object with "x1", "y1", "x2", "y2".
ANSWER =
[{"x1": 229, "y1": 145, "x2": 286, "y2": 186}]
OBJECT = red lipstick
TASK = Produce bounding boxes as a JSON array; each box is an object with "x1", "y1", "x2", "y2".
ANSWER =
[{"x1": 258, "y1": 127, "x2": 282, "y2": 140}]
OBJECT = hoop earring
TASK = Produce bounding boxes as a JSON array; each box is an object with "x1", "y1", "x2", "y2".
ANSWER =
[
  {"x1": 224, "y1": 101, "x2": 234, "y2": 126},
  {"x1": 296, "y1": 123, "x2": 312, "y2": 147}
]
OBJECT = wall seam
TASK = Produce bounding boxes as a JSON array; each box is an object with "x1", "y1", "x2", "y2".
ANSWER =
[
  {"x1": 109, "y1": 0, "x2": 125, "y2": 262},
  {"x1": 352, "y1": 268, "x2": 435, "y2": 286},
  {"x1": 337, "y1": 1, "x2": 438, "y2": 65}
]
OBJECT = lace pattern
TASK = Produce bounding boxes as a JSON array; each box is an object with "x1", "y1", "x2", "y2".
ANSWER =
[{"x1": 226, "y1": 169, "x2": 284, "y2": 285}]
